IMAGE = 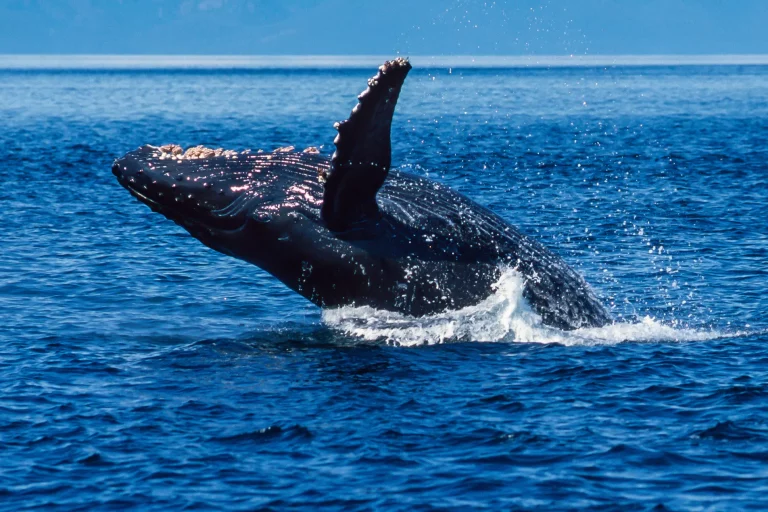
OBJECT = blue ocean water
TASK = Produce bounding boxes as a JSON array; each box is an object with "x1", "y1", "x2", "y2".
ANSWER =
[{"x1": 1, "y1": 62, "x2": 767, "y2": 510}]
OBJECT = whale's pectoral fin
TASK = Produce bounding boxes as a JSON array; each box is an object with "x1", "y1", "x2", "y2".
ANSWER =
[{"x1": 321, "y1": 57, "x2": 412, "y2": 232}]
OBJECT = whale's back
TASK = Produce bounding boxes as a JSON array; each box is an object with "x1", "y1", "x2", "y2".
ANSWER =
[{"x1": 380, "y1": 170, "x2": 612, "y2": 330}]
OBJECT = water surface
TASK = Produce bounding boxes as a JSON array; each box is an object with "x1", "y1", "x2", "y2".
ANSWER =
[{"x1": 1, "y1": 62, "x2": 767, "y2": 510}]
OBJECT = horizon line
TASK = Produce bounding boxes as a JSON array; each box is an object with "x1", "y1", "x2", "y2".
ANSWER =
[{"x1": 2, "y1": 54, "x2": 768, "y2": 70}]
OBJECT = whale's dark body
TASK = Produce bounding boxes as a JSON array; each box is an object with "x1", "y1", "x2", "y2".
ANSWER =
[{"x1": 113, "y1": 58, "x2": 611, "y2": 330}]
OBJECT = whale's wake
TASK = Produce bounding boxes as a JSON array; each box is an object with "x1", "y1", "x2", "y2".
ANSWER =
[{"x1": 322, "y1": 268, "x2": 727, "y2": 347}]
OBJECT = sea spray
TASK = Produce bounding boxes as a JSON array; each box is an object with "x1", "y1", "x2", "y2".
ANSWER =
[{"x1": 323, "y1": 268, "x2": 724, "y2": 346}]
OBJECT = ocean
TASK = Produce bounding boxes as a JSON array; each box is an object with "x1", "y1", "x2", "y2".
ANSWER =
[{"x1": 1, "y1": 57, "x2": 767, "y2": 510}]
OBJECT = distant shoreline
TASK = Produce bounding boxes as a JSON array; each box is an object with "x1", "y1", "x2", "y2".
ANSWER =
[{"x1": 2, "y1": 54, "x2": 768, "y2": 70}]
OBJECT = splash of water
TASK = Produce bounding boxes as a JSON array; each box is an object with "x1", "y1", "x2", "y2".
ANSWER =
[{"x1": 322, "y1": 268, "x2": 725, "y2": 347}]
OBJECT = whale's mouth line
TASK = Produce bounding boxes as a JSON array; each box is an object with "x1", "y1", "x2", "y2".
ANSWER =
[
  {"x1": 122, "y1": 180, "x2": 251, "y2": 235},
  {"x1": 113, "y1": 168, "x2": 163, "y2": 211},
  {"x1": 121, "y1": 180, "x2": 178, "y2": 221},
  {"x1": 125, "y1": 185, "x2": 158, "y2": 208}
]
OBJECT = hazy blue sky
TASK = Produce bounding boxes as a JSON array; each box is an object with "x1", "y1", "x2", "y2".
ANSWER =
[{"x1": 1, "y1": 0, "x2": 767, "y2": 55}]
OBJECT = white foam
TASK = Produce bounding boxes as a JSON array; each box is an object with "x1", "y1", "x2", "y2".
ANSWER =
[{"x1": 322, "y1": 268, "x2": 726, "y2": 347}]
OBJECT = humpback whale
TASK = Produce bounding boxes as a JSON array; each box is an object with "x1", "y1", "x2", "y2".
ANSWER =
[{"x1": 113, "y1": 58, "x2": 611, "y2": 330}]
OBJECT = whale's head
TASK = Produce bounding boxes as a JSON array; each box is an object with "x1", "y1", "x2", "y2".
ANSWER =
[{"x1": 112, "y1": 144, "x2": 329, "y2": 251}]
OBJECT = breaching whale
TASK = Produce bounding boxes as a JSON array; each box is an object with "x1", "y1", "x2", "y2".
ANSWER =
[{"x1": 113, "y1": 58, "x2": 611, "y2": 330}]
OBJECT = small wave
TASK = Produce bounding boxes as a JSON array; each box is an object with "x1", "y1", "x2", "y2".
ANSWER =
[
  {"x1": 322, "y1": 268, "x2": 728, "y2": 347},
  {"x1": 693, "y1": 420, "x2": 768, "y2": 442},
  {"x1": 212, "y1": 424, "x2": 312, "y2": 444}
]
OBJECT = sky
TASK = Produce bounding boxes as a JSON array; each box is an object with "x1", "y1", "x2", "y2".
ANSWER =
[{"x1": 0, "y1": 0, "x2": 767, "y2": 55}]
